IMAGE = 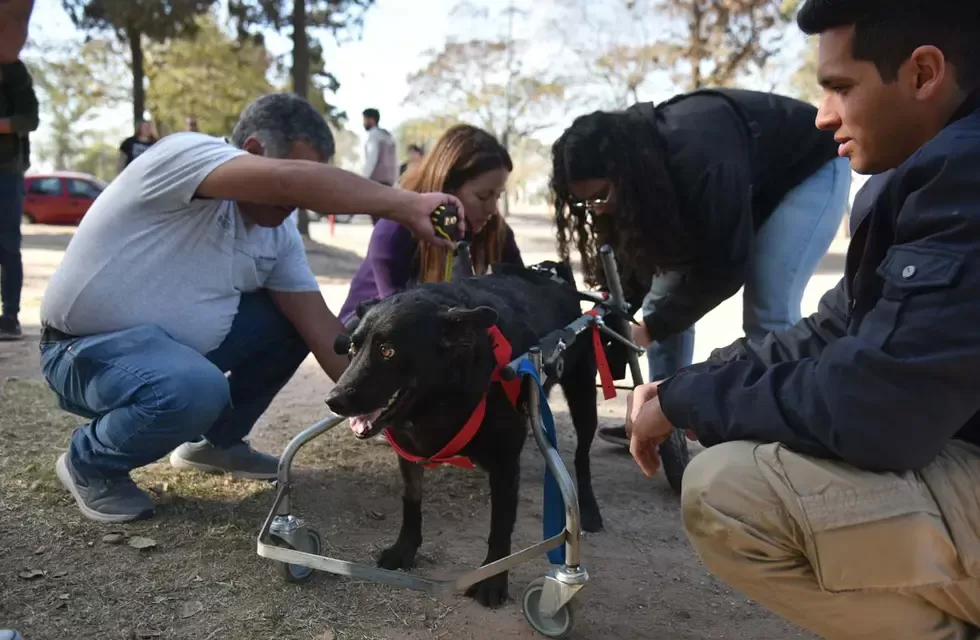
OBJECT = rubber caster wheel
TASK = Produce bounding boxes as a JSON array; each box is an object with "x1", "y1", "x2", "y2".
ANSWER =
[
  {"x1": 275, "y1": 529, "x2": 322, "y2": 584},
  {"x1": 522, "y1": 577, "x2": 576, "y2": 638},
  {"x1": 659, "y1": 427, "x2": 690, "y2": 495}
]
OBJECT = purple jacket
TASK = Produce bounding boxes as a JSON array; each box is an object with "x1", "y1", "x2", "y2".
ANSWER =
[{"x1": 339, "y1": 218, "x2": 524, "y2": 324}]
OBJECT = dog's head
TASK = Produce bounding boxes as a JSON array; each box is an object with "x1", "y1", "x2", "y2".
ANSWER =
[{"x1": 325, "y1": 294, "x2": 499, "y2": 440}]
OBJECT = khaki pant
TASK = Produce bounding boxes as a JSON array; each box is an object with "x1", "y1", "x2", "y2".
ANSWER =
[{"x1": 681, "y1": 440, "x2": 980, "y2": 639}]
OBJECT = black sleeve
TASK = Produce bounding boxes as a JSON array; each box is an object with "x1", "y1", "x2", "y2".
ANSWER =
[
  {"x1": 705, "y1": 279, "x2": 849, "y2": 367},
  {"x1": 119, "y1": 137, "x2": 132, "y2": 155},
  {"x1": 2, "y1": 61, "x2": 38, "y2": 133},
  {"x1": 500, "y1": 223, "x2": 524, "y2": 268},
  {"x1": 658, "y1": 154, "x2": 980, "y2": 473},
  {"x1": 641, "y1": 162, "x2": 753, "y2": 342}
]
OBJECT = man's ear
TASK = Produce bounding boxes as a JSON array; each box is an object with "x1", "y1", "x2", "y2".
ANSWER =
[
  {"x1": 242, "y1": 136, "x2": 265, "y2": 156},
  {"x1": 438, "y1": 306, "x2": 498, "y2": 330}
]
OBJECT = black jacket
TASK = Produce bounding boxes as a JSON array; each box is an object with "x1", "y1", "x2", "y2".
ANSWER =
[
  {"x1": 0, "y1": 60, "x2": 38, "y2": 173},
  {"x1": 658, "y1": 96, "x2": 980, "y2": 473},
  {"x1": 626, "y1": 89, "x2": 839, "y2": 342}
]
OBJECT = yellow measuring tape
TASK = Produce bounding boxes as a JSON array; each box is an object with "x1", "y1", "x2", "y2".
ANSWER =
[{"x1": 431, "y1": 205, "x2": 457, "y2": 282}]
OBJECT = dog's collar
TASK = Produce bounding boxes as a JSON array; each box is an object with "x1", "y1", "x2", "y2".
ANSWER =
[{"x1": 384, "y1": 325, "x2": 521, "y2": 470}]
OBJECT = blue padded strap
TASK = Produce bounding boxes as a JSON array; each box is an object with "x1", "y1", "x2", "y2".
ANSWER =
[{"x1": 516, "y1": 358, "x2": 566, "y2": 565}]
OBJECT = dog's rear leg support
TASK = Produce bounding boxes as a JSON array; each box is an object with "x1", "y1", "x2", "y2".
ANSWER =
[
  {"x1": 526, "y1": 349, "x2": 589, "y2": 620},
  {"x1": 599, "y1": 244, "x2": 644, "y2": 387}
]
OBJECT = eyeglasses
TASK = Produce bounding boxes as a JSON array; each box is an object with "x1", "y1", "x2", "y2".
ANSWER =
[{"x1": 570, "y1": 194, "x2": 611, "y2": 214}]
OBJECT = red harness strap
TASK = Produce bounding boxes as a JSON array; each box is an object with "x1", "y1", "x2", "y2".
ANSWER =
[
  {"x1": 585, "y1": 310, "x2": 617, "y2": 400},
  {"x1": 384, "y1": 325, "x2": 520, "y2": 469}
]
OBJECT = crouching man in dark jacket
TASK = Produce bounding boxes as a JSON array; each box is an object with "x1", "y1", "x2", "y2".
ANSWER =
[{"x1": 626, "y1": 2, "x2": 980, "y2": 638}]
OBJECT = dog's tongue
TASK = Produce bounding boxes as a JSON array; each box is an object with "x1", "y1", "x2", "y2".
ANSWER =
[{"x1": 350, "y1": 409, "x2": 383, "y2": 436}]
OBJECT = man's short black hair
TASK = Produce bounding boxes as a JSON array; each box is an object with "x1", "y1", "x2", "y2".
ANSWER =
[
  {"x1": 362, "y1": 108, "x2": 380, "y2": 121},
  {"x1": 797, "y1": 0, "x2": 980, "y2": 88}
]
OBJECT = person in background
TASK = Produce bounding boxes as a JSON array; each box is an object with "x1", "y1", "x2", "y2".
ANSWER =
[
  {"x1": 399, "y1": 143, "x2": 424, "y2": 178},
  {"x1": 0, "y1": 0, "x2": 34, "y2": 63},
  {"x1": 117, "y1": 120, "x2": 157, "y2": 175},
  {"x1": 0, "y1": 59, "x2": 38, "y2": 341},
  {"x1": 361, "y1": 108, "x2": 399, "y2": 225},
  {"x1": 185, "y1": 115, "x2": 199, "y2": 132},
  {"x1": 339, "y1": 124, "x2": 521, "y2": 324},
  {"x1": 626, "y1": 0, "x2": 980, "y2": 637},
  {"x1": 39, "y1": 93, "x2": 464, "y2": 524},
  {"x1": 551, "y1": 88, "x2": 851, "y2": 448}
]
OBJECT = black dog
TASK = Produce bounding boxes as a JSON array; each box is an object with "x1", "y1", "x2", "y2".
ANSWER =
[{"x1": 324, "y1": 261, "x2": 603, "y2": 607}]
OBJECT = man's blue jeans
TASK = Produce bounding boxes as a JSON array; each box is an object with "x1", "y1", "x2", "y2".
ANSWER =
[
  {"x1": 0, "y1": 171, "x2": 24, "y2": 318},
  {"x1": 40, "y1": 290, "x2": 310, "y2": 479},
  {"x1": 643, "y1": 157, "x2": 852, "y2": 380}
]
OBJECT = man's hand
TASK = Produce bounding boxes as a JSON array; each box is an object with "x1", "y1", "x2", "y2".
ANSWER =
[
  {"x1": 631, "y1": 321, "x2": 653, "y2": 348},
  {"x1": 625, "y1": 382, "x2": 676, "y2": 477},
  {"x1": 391, "y1": 191, "x2": 466, "y2": 251}
]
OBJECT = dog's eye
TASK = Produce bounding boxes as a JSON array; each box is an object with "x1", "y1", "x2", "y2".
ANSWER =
[{"x1": 379, "y1": 344, "x2": 395, "y2": 359}]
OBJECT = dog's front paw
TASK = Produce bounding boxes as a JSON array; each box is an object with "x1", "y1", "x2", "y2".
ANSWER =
[
  {"x1": 465, "y1": 572, "x2": 509, "y2": 608},
  {"x1": 377, "y1": 541, "x2": 418, "y2": 571}
]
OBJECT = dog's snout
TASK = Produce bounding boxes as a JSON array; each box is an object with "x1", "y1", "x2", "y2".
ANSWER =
[
  {"x1": 325, "y1": 387, "x2": 354, "y2": 415},
  {"x1": 333, "y1": 333, "x2": 352, "y2": 356}
]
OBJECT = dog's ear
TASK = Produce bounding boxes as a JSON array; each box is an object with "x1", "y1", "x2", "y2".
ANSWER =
[
  {"x1": 438, "y1": 306, "x2": 499, "y2": 330},
  {"x1": 356, "y1": 298, "x2": 381, "y2": 320}
]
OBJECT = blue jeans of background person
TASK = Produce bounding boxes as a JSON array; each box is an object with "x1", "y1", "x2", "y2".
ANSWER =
[
  {"x1": 0, "y1": 171, "x2": 24, "y2": 319},
  {"x1": 40, "y1": 290, "x2": 310, "y2": 479},
  {"x1": 642, "y1": 157, "x2": 852, "y2": 381}
]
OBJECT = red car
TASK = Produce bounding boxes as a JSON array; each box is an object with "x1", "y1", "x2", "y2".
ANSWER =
[{"x1": 23, "y1": 171, "x2": 107, "y2": 225}]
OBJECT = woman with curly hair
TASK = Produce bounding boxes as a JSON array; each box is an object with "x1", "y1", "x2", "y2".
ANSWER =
[
  {"x1": 551, "y1": 89, "x2": 851, "y2": 447},
  {"x1": 339, "y1": 124, "x2": 522, "y2": 323}
]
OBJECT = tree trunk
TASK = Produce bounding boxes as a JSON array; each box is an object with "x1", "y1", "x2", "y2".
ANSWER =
[
  {"x1": 292, "y1": 0, "x2": 312, "y2": 236},
  {"x1": 126, "y1": 25, "x2": 144, "y2": 129}
]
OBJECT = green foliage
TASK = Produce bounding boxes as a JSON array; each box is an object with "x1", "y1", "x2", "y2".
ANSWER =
[
  {"x1": 229, "y1": 0, "x2": 374, "y2": 125},
  {"x1": 789, "y1": 38, "x2": 821, "y2": 106},
  {"x1": 144, "y1": 15, "x2": 275, "y2": 137},
  {"x1": 394, "y1": 115, "x2": 465, "y2": 155},
  {"x1": 62, "y1": 0, "x2": 216, "y2": 39},
  {"x1": 24, "y1": 37, "x2": 128, "y2": 170},
  {"x1": 553, "y1": 0, "x2": 798, "y2": 99},
  {"x1": 406, "y1": 39, "x2": 566, "y2": 144},
  {"x1": 73, "y1": 137, "x2": 121, "y2": 182},
  {"x1": 62, "y1": 0, "x2": 217, "y2": 127}
]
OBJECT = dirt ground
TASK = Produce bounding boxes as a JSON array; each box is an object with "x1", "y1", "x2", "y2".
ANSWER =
[{"x1": 0, "y1": 218, "x2": 831, "y2": 640}]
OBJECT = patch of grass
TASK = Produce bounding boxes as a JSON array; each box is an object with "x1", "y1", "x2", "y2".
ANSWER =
[{"x1": 0, "y1": 379, "x2": 462, "y2": 640}]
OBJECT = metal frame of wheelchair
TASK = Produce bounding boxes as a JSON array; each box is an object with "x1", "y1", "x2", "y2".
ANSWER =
[{"x1": 255, "y1": 244, "x2": 656, "y2": 638}]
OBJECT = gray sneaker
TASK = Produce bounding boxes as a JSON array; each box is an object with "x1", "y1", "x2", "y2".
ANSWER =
[
  {"x1": 56, "y1": 453, "x2": 155, "y2": 523},
  {"x1": 169, "y1": 440, "x2": 278, "y2": 480},
  {"x1": 0, "y1": 315, "x2": 22, "y2": 341},
  {"x1": 0, "y1": 630, "x2": 25, "y2": 640}
]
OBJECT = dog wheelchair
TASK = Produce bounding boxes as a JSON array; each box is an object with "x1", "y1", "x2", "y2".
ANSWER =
[{"x1": 256, "y1": 235, "x2": 689, "y2": 638}]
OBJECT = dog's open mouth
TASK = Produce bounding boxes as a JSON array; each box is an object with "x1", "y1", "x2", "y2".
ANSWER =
[{"x1": 349, "y1": 389, "x2": 410, "y2": 440}]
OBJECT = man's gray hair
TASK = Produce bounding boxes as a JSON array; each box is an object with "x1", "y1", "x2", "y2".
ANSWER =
[{"x1": 231, "y1": 93, "x2": 335, "y2": 161}]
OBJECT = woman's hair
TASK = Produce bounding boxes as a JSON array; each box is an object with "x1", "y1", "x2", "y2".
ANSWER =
[
  {"x1": 401, "y1": 124, "x2": 513, "y2": 283},
  {"x1": 550, "y1": 107, "x2": 693, "y2": 291}
]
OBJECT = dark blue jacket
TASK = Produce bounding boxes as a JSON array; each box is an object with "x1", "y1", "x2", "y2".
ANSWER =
[{"x1": 658, "y1": 96, "x2": 980, "y2": 472}]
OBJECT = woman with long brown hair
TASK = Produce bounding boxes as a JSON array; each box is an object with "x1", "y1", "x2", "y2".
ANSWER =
[{"x1": 339, "y1": 124, "x2": 522, "y2": 323}]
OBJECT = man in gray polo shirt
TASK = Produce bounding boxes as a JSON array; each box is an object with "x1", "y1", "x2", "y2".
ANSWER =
[{"x1": 40, "y1": 93, "x2": 463, "y2": 523}]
